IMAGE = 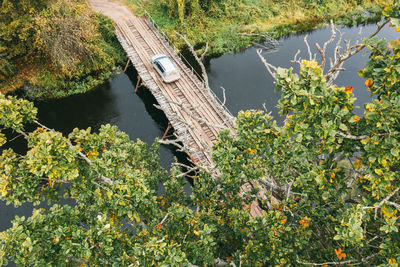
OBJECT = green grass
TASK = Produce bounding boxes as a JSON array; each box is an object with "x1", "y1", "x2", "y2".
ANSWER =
[{"x1": 126, "y1": 0, "x2": 391, "y2": 56}]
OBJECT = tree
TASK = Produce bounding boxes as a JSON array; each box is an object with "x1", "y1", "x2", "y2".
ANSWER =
[{"x1": 1, "y1": 1, "x2": 400, "y2": 266}]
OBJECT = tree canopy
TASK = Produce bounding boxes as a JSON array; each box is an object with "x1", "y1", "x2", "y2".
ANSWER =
[
  {"x1": 0, "y1": 0, "x2": 124, "y2": 98},
  {"x1": 1, "y1": 1, "x2": 400, "y2": 266}
]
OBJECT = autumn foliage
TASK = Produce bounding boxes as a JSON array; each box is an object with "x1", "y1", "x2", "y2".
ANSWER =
[{"x1": 0, "y1": 1, "x2": 400, "y2": 266}]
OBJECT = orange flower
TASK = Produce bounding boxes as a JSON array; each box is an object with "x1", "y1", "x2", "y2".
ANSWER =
[
  {"x1": 354, "y1": 115, "x2": 361, "y2": 122},
  {"x1": 345, "y1": 86, "x2": 353, "y2": 94},
  {"x1": 241, "y1": 228, "x2": 248, "y2": 232},
  {"x1": 335, "y1": 248, "x2": 347, "y2": 260},
  {"x1": 156, "y1": 224, "x2": 163, "y2": 229},
  {"x1": 299, "y1": 217, "x2": 309, "y2": 228},
  {"x1": 389, "y1": 258, "x2": 396, "y2": 264},
  {"x1": 331, "y1": 173, "x2": 335, "y2": 179},
  {"x1": 280, "y1": 218, "x2": 287, "y2": 224},
  {"x1": 322, "y1": 265, "x2": 328, "y2": 267},
  {"x1": 365, "y1": 79, "x2": 373, "y2": 87},
  {"x1": 396, "y1": 27, "x2": 400, "y2": 32}
]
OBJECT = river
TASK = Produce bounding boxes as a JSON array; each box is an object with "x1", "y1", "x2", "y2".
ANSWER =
[{"x1": 0, "y1": 22, "x2": 397, "y2": 236}]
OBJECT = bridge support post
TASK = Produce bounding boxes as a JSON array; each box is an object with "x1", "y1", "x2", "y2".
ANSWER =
[
  {"x1": 161, "y1": 123, "x2": 172, "y2": 140},
  {"x1": 123, "y1": 58, "x2": 131, "y2": 72},
  {"x1": 134, "y1": 75, "x2": 141, "y2": 93}
]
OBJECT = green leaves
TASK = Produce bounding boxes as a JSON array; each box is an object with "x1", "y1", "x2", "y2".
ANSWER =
[{"x1": 0, "y1": 94, "x2": 37, "y2": 132}]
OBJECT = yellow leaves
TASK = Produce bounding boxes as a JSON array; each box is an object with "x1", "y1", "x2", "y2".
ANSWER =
[
  {"x1": 382, "y1": 206, "x2": 397, "y2": 219},
  {"x1": 0, "y1": 187, "x2": 8, "y2": 197},
  {"x1": 302, "y1": 60, "x2": 319, "y2": 69},
  {"x1": 299, "y1": 216, "x2": 309, "y2": 228},
  {"x1": 381, "y1": 158, "x2": 389, "y2": 168},
  {"x1": 374, "y1": 169, "x2": 383, "y2": 176},
  {"x1": 193, "y1": 230, "x2": 200, "y2": 236},
  {"x1": 248, "y1": 148, "x2": 256, "y2": 154},
  {"x1": 354, "y1": 159, "x2": 362, "y2": 170},
  {"x1": 334, "y1": 248, "x2": 346, "y2": 260},
  {"x1": 365, "y1": 79, "x2": 373, "y2": 87}
]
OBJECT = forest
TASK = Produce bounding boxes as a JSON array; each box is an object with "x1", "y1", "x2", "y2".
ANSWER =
[{"x1": 0, "y1": 0, "x2": 124, "y2": 99}]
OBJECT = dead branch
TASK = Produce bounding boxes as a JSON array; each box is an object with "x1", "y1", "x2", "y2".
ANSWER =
[
  {"x1": 220, "y1": 87, "x2": 227, "y2": 106},
  {"x1": 257, "y1": 49, "x2": 277, "y2": 80},
  {"x1": 200, "y1": 42, "x2": 209, "y2": 62},
  {"x1": 336, "y1": 131, "x2": 399, "y2": 140},
  {"x1": 175, "y1": 31, "x2": 209, "y2": 88},
  {"x1": 304, "y1": 34, "x2": 313, "y2": 60},
  {"x1": 292, "y1": 49, "x2": 302, "y2": 65},
  {"x1": 325, "y1": 18, "x2": 390, "y2": 84},
  {"x1": 315, "y1": 20, "x2": 336, "y2": 71}
]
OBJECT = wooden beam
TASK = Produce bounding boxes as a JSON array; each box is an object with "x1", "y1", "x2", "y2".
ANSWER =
[
  {"x1": 123, "y1": 58, "x2": 131, "y2": 72},
  {"x1": 134, "y1": 75, "x2": 141, "y2": 93},
  {"x1": 161, "y1": 123, "x2": 172, "y2": 140}
]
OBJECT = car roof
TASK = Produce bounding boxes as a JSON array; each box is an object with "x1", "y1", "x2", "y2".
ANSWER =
[{"x1": 155, "y1": 56, "x2": 176, "y2": 72}]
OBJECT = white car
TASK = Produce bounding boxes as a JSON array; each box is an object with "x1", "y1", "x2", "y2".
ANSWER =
[{"x1": 151, "y1": 54, "x2": 180, "y2": 83}]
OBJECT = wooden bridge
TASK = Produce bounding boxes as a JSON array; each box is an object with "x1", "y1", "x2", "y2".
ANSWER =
[{"x1": 88, "y1": 0, "x2": 263, "y2": 217}]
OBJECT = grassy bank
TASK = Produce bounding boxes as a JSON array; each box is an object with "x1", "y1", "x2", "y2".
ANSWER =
[
  {"x1": 0, "y1": 0, "x2": 125, "y2": 99},
  {"x1": 126, "y1": 0, "x2": 391, "y2": 55}
]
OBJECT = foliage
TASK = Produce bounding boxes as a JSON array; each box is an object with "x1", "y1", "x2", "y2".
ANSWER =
[
  {"x1": 1, "y1": 2, "x2": 400, "y2": 266},
  {"x1": 0, "y1": 0, "x2": 124, "y2": 99},
  {"x1": 129, "y1": 0, "x2": 391, "y2": 55}
]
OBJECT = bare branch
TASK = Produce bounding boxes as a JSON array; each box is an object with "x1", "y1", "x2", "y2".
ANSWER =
[
  {"x1": 159, "y1": 213, "x2": 169, "y2": 225},
  {"x1": 336, "y1": 131, "x2": 399, "y2": 140},
  {"x1": 220, "y1": 87, "x2": 227, "y2": 106},
  {"x1": 257, "y1": 49, "x2": 277, "y2": 80},
  {"x1": 363, "y1": 188, "x2": 399, "y2": 219},
  {"x1": 291, "y1": 49, "x2": 302, "y2": 65},
  {"x1": 297, "y1": 253, "x2": 378, "y2": 266},
  {"x1": 304, "y1": 34, "x2": 313, "y2": 60},
  {"x1": 175, "y1": 31, "x2": 209, "y2": 88},
  {"x1": 200, "y1": 42, "x2": 209, "y2": 62},
  {"x1": 326, "y1": 18, "x2": 390, "y2": 83}
]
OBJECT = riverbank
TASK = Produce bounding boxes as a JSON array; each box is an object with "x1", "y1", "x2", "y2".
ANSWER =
[
  {"x1": 126, "y1": 0, "x2": 391, "y2": 55},
  {"x1": 0, "y1": 0, "x2": 125, "y2": 100}
]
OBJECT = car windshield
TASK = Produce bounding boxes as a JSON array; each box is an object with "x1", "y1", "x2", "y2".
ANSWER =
[{"x1": 158, "y1": 57, "x2": 176, "y2": 72}]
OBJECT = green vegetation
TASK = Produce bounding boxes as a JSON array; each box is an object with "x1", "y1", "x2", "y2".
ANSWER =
[
  {"x1": 0, "y1": 0, "x2": 125, "y2": 99},
  {"x1": 1, "y1": 2, "x2": 400, "y2": 266},
  {"x1": 128, "y1": 0, "x2": 392, "y2": 55}
]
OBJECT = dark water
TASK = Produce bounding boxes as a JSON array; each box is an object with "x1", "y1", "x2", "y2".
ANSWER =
[
  {"x1": 209, "y1": 23, "x2": 397, "y2": 120},
  {"x1": 0, "y1": 23, "x2": 397, "y2": 242}
]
